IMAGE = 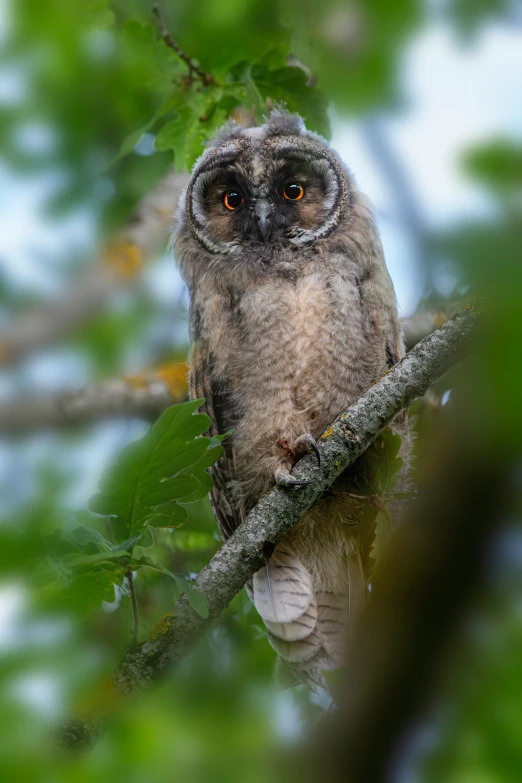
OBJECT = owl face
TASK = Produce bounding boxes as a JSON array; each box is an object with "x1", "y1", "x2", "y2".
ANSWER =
[{"x1": 183, "y1": 111, "x2": 350, "y2": 256}]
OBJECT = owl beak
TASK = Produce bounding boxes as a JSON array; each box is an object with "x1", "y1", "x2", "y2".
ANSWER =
[{"x1": 254, "y1": 201, "x2": 272, "y2": 244}]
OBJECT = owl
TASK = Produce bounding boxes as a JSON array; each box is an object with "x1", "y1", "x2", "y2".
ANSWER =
[{"x1": 174, "y1": 109, "x2": 408, "y2": 689}]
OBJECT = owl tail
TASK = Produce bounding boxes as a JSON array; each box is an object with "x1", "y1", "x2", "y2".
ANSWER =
[{"x1": 252, "y1": 544, "x2": 367, "y2": 691}]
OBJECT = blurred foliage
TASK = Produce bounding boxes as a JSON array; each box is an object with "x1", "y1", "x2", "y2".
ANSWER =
[
  {"x1": 0, "y1": 400, "x2": 224, "y2": 619},
  {"x1": 345, "y1": 427, "x2": 407, "y2": 563},
  {"x1": 408, "y1": 88, "x2": 522, "y2": 781},
  {"x1": 463, "y1": 137, "x2": 522, "y2": 190},
  {"x1": 420, "y1": 552, "x2": 522, "y2": 782},
  {"x1": 447, "y1": 0, "x2": 520, "y2": 35},
  {"x1": 1, "y1": 0, "x2": 522, "y2": 781}
]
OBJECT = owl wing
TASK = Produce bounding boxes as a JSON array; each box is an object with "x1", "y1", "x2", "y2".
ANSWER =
[
  {"x1": 189, "y1": 304, "x2": 243, "y2": 541},
  {"x1": 355, "y1": 193, "x2": 406, "y2": 366}
]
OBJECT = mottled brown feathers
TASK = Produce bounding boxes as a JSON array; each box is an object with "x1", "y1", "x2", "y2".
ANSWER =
[{"x1": 173, "y1": 109, "x2": 408, "y2": 687}]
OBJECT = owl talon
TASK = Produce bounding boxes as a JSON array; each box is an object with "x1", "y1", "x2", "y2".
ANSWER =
[
  {"x1": 275, "y1": 466, "x2": 312, "y2": 488},
  {"x1": 294, "y1": 433, "x2": 321, "y2": 467}
]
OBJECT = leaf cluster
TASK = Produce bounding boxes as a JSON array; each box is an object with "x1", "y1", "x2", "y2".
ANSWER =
[
  {"x1": 3, "y1": 401, "x2": 222, "y2": 620},
  {"x1": 350, "y1": 427, "x2": 408, "y2": 563},
  {"x1": 116, "y1": 19, "x2": 330, "y2": 173}
]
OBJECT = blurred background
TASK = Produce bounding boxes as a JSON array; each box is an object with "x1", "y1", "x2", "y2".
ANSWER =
[{"x1": 0, "y1": 0, "x2": 521, "y2": 780}]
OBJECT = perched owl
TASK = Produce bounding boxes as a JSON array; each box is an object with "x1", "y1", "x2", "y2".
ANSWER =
[{"x1": 174, "y1": 109, "x2": 408, "y2": 689}]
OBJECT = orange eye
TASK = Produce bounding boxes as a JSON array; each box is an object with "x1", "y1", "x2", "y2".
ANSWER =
[
  {"x1": 224, "y1": 190, "x2": 244, "y2": 210},
  {"x1": 283, "y1": 182, "x2": 304, "y2": 201}
]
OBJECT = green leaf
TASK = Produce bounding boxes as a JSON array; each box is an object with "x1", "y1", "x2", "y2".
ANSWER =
[
  {"x1": 99, "y1": 126, "x2": 148, "y2": 173},
  {"x1": 462, "y1": 139, "x2": 522, "y2": 195},
  {"x1": 110, "y1": 533, "x2": 144, "y2": 552},
  {"x1": 122, "y1": 20, "x2": 182, "y2": 84},
  {"x1": 212, "y1": 430, "x2": 233, "y2": 444},
  {"x1": 349, "y1": 428, "x2": 405, "y2": 566},
  {"x1": 148, "y1": 501, "x2": 189, "y2": 528},
  {"x1": 132, "y1": 553, "x2": 178, "y2": 581},
  {"x1": 155, "y1": 116, "x2": 185, "y2": 152},
  {"x1": 63, "y1": 549, "x2": 130, "y2": 568},
  {"x1": 192, "y1": 444, "x2": 225, "y2": 471},
  {"x1": 132, "y1": 555, "x2": 208, "y2": 617},
  {"x1": 155, "y1": 92, "x2": 233, "y2": 172},
  {"x1": 130, "y1": 526, "x2": 158, "y2": 561},
  {"x1": 183, "y1": 105, "x2": 229, "y2": 170},
  {"x1": 158, "y1": 439, "x2": 213, "y2": 484},
  {"x1": 252, "y1": 64, "x2": 330, "y2": 138},
  {"x1": 157, "y1": 475, "x2": 201, "y2": 500},
  {"x1": 118, "y1": 126, "x2": 146, "y2": 154},
  {"x1": 155, "y1": 109, "x2": 196, "y2": 172},
  {"x1": 89, "y1": 400, "x2": 221, "y2": 545},
  {"x1": 172, "y1": 471, "x2": 214, "y2": 504},
  {"x1": 365, "y1": 428, "x2": 403, "y2": 495},
  {"x1": 88, "y1": 0, "x2": 114, "y2": 29},
  {"x1": 103, "y1": 92, "x2": 191, "y2": 172},
  {"x1": 61, "y1": 568, "x2": 123, "y2": 616},
  {"x1": 91, "y1": 8, "x2": 114, "y2": 29},
  {"x1": 62, "y1": 523, "x2": 113, "y2": 552},
  {"x1": 370, "y1": 508, "x2": 393, "y2": 562}
]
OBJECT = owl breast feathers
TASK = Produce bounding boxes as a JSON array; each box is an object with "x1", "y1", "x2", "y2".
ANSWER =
[{"x1": 173, "y1": 109, "x2": 408, "y2": 690}]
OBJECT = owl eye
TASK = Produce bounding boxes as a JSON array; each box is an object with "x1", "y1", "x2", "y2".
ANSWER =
[
  {"x1": 283, "y1": 182, "x2": 304, "y2": 201},
  {"x1": 224, "y1": 190, "x2": 244, "y2": 210}
]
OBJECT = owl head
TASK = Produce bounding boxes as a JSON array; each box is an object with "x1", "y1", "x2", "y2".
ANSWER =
[{"x1": 176, "y1": 109, "x2": 354, "y2": 264}]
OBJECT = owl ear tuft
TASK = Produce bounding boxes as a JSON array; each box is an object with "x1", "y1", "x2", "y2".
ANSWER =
[{"x1": 263, "y1": 107, "x2": 306, "y2": 138}]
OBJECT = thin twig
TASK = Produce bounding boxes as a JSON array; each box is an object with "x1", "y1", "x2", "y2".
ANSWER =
[
  {"x1": 125, "y1": 569, "x2": 139, "y2": 644},
  {"x1": 152, "y1": 2, "x2": 215, "y2": 86}
]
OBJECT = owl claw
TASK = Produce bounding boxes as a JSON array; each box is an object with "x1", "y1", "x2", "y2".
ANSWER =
[
  {"x1": 294, "y1": 433, "x2": 321, "y2": 467},
  {"x1": 274, "y1": 432, "x2": 321, "y2": 487},
  {"x1": 275, "y1": 466, "x2": 312, "y2": 488}
]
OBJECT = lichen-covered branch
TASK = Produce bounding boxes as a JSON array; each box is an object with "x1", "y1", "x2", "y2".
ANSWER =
[
  {"x1": 0, "y1": 170, "x2": 188, "y2": 369},
  {"x1": 0, "y1": 364, "x2": 188, "y2": 435}
]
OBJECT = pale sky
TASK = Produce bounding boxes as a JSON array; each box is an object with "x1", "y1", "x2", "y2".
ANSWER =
[{"x1": 331, "y1": 19, "x2": 522, "y2": 315}]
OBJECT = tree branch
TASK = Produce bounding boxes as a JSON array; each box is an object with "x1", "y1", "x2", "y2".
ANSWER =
[
  {"x1": 0, "y1": 170, "x2": 188, "y2": 369},
  {"x1": 0, "y1": 364, "x2": 187, "y2": 435},
  {"x1": 152, "y1": 2, "x2": 215, "y2": 86},
  {"x1": 1, "y1": 307, "x2": 456, "y2": 436},
  {"x1": 61, "y1": 305, "x2": 478, "y2": 747}
]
